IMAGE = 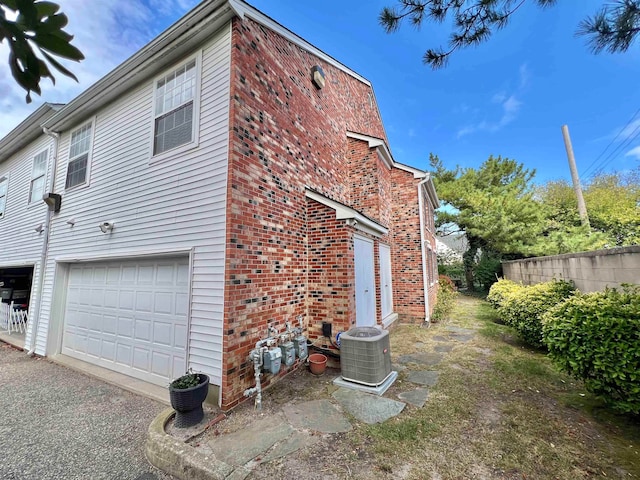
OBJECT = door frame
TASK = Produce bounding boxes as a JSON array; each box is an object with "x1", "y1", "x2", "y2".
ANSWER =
[{"x1": 353, "y1": 234, "x2": 376, "y2": 327}]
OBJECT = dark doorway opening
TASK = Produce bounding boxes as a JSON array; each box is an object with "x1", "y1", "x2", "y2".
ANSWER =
[{"x1": 0, "y1": 266, "x2": 34, "y2": 310}]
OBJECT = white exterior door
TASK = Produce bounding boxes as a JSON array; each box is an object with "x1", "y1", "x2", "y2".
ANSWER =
[
  {"x1": 354, "y1": 236, "x2": 375, "y2": 327},
  {"x1": 62, "y1": 257, "x2": 189, "y2": 387},
  {"x1": 379, "y1": 243, "x2": 393, "y2": 319}
]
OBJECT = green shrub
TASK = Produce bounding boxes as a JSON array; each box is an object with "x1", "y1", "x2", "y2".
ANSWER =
[
  {"x1": 474, "y1": 252, "x2": 503, "y2": 291},
  {"x1": 486, "y1": 278, "x2": 520, "y2": 309},
  {"x1": 431, "y1": 275, "x2": 458, "y2": 323},
  {"x1": 543, "y1": 286, "x2": 640, "y2": 414},
  {"x1": 488, "y1": 279, "x2": 575, "y2": 348}
]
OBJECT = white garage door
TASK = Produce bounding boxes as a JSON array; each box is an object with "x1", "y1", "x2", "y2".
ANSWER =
[{"x1": 62, "y1": 257, "x2": 190, "y2": 387}]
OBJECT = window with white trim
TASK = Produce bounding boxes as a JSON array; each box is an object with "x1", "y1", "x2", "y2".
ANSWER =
[
  {"x1": 29, "y1": 149, "x2": 48, "y2": 203},
  {"x1": 0, "y1": 176, "x2": 7, "y2": 218},
  {"x1": 153, "y1": 58, "x2": 197, "y2": 155},
  {"x1": 66, "y1": 123, "x2": 92, "y2": 189}
]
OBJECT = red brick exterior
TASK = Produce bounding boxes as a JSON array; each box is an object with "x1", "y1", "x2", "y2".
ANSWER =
[{"x1": 220, "y1": 16, "x2": 437, "y2": 410}]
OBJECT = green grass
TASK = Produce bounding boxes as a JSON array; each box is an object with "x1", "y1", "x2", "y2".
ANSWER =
[{"x1": 347, "y1": 294, "x2": 640, "y2": 479}]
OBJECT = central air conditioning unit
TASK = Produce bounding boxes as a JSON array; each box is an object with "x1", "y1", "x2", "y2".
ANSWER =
[{"x1": 339, "y1": 326, "x2": 392, "y2": 386}]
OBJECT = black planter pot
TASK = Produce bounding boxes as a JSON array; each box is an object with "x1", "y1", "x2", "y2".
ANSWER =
[{"x1": 169, "y1": 374, "x2": 209, "y2": 428}]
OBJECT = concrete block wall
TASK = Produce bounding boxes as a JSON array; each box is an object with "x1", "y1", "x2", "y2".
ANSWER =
[{"x1": 502, "y1": 246, "x2": 640, "y2": 292}]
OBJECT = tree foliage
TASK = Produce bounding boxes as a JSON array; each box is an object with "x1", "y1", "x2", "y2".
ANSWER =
[
  {"x1": 379, "y1": 0, "x2": 640, "y2": 68},
  {"x1": 431, "y1": 154, "x2": 544, "y2": 288},
  {"x1": 0, "y1": 0, "x2": 84, "y2": 103},
  {"x1": 536, "y1": 168, "x2": 640, "y2": 250}
]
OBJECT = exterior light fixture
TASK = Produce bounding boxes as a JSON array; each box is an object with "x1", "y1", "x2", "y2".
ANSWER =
[
  {"x1": 311, "y1": 65, "x2": 325, "y2": 89},
  {"x1": 34, "y1": 223, "x2": 44, "y2": 233},
  {"x1": 42, "y1": 192, "x2": 62, "y2": 212},
  {"x1": 99, "y1": 221, "x2": 115, "y2": 233}
]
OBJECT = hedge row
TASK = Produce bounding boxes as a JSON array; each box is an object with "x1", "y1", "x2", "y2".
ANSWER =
[
  {"x1": 488, "y1": 279, "x2": 640, "y2": 414},
  {"x1": 431, "y1": 275, "x2": 458, "y2": 323},
  {"x1": 543, "y1": 286, "x2": 640, "y2": 414},
  {"x1": 487, "y1": 278, "x2": 575, "y2": 348}
]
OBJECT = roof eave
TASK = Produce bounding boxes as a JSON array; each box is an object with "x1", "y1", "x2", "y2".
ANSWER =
[
  {"x1": 0, "y1": 103, "x2": 62, "y2": 161},
  {"x1": 42, "y1": 0, "x2": 234, "y2": 132}
]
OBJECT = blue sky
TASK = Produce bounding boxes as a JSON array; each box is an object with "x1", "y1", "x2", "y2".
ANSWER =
[{"x1": 1, "y1": 0, "x2": 639, "y2": 184}]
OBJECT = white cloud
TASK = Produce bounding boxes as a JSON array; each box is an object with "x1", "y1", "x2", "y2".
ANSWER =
[
  {"x1": 457, "y1": 94, "x2": 522, "y2": 138},
  {"x1": 456, "y1": 65, "x2": 527, "y2": 139},
  {"x1": 0, "y1": 0, "x2": 199, "y2": 139},
  {"x1": 618, "y1": 118, "x2": 640, "y2": 142},
  {"x1": 625, "y1": 146, "x2": 640, "y2": 160}
]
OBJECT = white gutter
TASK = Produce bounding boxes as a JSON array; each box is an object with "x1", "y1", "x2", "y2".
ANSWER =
[
  {"x1": 418, "y1": 177, "x2": 430, "y2": 325},
  {"x1": 28, "y1": 127, "x2": 59, "y2": 355}
]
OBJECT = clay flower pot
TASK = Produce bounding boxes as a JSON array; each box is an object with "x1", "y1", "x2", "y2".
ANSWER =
[{"x1": 308, "y1": 353, "x2": 328, "y2": 375}]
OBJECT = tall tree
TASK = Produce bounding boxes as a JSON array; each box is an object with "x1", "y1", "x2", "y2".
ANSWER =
[
  {"x1": 379, "y1": 0, "x2": 640, "y2": 68},
  {"x1": 431, "y1": 154, "x2": 545, "y2": 287},
  {"x1": 0, "y1": 0, "x2": 84, "y2": 103}
]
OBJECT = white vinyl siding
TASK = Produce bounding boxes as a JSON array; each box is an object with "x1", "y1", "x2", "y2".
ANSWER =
[
  {"x1": 65, "y1": 122, "x2": 93, "y2": 189},
  {"x1": 35, "y1": 24, "x2": 232, "y2": 386},
  {"x1": 153, "y1": 57, "x2": 199, "y2": 156},
  {"x1": 29, "y1": 149, "x2": 48, "y2": 203},
  {"x1": 0, "y1": 176, "x2": 7, "y2": 217},
  {"x1": 0, "y1": 133, "x2": 54, "y2": 350}
]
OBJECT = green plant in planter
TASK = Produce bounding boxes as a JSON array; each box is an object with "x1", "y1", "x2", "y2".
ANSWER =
[
  {"x1": 170, "y1": 370, "x2": 201, "y2": 389},
  {"x1": 169, "y1": 369, "x2": 210, "y2": 428}
]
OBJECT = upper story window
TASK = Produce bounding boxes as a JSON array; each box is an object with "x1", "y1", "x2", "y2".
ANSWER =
[
  {"x1": 0, "y1": 176, "x2": 7, "y2": 218},
  {"x1": 66, "y1": 122, "x2": 93, "y2": 189},
  {"x1": 29, "y1": 149, "x2": 48, "y2": 203},
  {"x1": 153, "y1": 57, "x2": 199, "y2": 156}
]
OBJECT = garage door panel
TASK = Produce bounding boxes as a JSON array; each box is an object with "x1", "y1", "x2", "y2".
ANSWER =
[
  {"x1": 135, "y1": 291, "x2": 154, "y2": 312},
  {"x1": 87, "y1": 336, "x2": 102, "y2": 357},
  {"x1": 101, "y1": 339, "x2": 116, "y2": 361},
  {"x1": 116, "y1": 343, "x2": 132, "y2": 365},
  {"x1": 133, "y1": 347, "x2": 150, "y2": 371},
  {"x1": 138, "y1": 265, "x2": 154, "y2": 284},
  {"x1": 175, "y1": 324, "x2": 187, "y2": 349},
  {"x1": 62, "y1": 257, "x2": 189, "y2": 387}
]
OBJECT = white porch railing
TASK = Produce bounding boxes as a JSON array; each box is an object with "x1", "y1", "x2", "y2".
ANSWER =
[{"x1": 0, "y1": 302, "x2": 28, "y2": 335}]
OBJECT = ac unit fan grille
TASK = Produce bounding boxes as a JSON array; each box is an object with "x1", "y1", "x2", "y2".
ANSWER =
[{"x1": 340, "y1": 327, "x2": 392, "y2": 386}]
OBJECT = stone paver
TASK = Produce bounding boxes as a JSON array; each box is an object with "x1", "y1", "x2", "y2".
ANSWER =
[
  {"x1": 282, "y1": 399, "x2": 352, "y2": 433},
  {"x1": 397, "y1": 352, "x2": 444, "y2": 366},
  {"x1": 0, "y1": 343, "x2": 173, "y2": 480},
  {"x1": 407, "y1": 370, "x2": 440, "y2": 387},
  {"x1": 434, "y1": 344, "x2": 454, "y2": 353},
  {"x1": 445, "y1": 326, "x2": 475, "y2": 335},
  {"x1": 332, "y1": 388, "x2": 405, "y2": 424},
  {"x1": 207, "y1": 414, "x2": 293, "y2": 466},
  {"x1": 260, "y1": 431, "x2": 319, "y2": 464},
  {"x1": 432, "y1": 335, "x2": 450, "y2": 342},
  {"x1": 398, "y1": 388, "x2": 430, "y2": 408}
]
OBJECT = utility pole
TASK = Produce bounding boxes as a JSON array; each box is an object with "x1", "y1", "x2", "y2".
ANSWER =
[{"x1": 561, "y1": 125, "x2": 590, "y2": 229}]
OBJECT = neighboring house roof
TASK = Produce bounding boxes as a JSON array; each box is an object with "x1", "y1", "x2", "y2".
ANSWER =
[
  {"x1": 437, "y1": 232, "x2": 468, "y2": 255},
  {"x1": 0, "y1": 103, "x2": 64, "y2": 161}
]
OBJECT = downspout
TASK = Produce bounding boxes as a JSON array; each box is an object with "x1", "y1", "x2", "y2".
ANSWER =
[
  {"x1": 28, "y1": 126, "x2": 59, "y2": 355},
  {"x1": 417, "y1": 177, "x2": 430, "y2": 325}
]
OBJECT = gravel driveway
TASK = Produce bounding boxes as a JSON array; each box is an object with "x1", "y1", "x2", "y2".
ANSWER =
[{"x1": 0, "y1": 343, "x2": 174, "y2": 480}]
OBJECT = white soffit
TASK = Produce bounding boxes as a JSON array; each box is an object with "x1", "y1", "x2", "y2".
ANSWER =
[
  {"x1": 346, "y1": 131, "x2": 393, "y2": 170},
  {"x1": 305, "y1": 189, "x2": 388, "y2": 237}
]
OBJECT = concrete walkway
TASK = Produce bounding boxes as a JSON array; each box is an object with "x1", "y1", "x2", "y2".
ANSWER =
[
  {"x1": 0, "y1": 343, "x2": 173, "y2": 480},
  {"x1": 147, "y1": 324, "x2": 478, "y2": 480}
]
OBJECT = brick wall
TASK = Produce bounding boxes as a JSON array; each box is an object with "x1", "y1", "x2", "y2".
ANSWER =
[{"x1": 221, "y1": 17, "x2": 390, "y2": 409}]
